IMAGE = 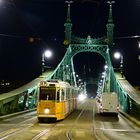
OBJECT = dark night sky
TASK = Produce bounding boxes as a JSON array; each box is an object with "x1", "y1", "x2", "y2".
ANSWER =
[{"x1": 0, "y1": 0, "x2": 140, "y2": 86}]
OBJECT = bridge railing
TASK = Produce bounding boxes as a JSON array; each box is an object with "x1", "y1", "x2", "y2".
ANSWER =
[
  {"x1": 0, "y1": 71, "x2": 53, "y2": 116},
  {"x1": 0, "y1": 84, "x2": 38, "y2": 115}
]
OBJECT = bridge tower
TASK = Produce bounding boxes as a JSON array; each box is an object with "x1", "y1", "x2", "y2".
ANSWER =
[
  {"x1": 64, "y1": 0, "x2": 73, "y2": 45},
  {"x1": 106, "y1": 1, "x2": 115, "y2": 45},
  {"x1": 48, "y1": 1, "x2": 115, "y2": 93}
]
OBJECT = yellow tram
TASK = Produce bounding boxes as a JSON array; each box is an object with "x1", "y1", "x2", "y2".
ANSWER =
[{"x1": 37, "y1": 80, "x2": 79, "y2": 122}]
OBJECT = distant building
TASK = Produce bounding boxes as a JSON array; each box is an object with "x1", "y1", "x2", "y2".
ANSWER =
[
  {"x1": 0, "y1": 80, "x2": 10, "y2": 86},
  {"x1": 0, "y1": 79, "x2": 28, "y2": 94},
  {"x1": 0, "y1": 80, "x2": 11, "y2": 94}
]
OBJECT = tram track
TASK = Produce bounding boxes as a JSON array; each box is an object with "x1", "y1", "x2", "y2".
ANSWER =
[
  {"x1": 0, "y1": 121, "x2": 57, "y2": 140},
  {"x1": 65, "y1": 99, "x2": 96, "y2": 140},
  {"x1": 0, "y1": 124, "x2": 33, "y2": 140},
  {"x1": 66, "y1": 103, "x2": 88, "y2": 140},
  {"x1": 32, "y1": 101, "x2": 91, "y2": 140},
  {"x1": 1, "y1": 99, "x2": 140, "y2": 140},
  {"x1": 31, "y1": 123, "x2": 56, "y2": 140},
  {"x1": 0, "y1": 111, "x2": 56, "y2": 140}
]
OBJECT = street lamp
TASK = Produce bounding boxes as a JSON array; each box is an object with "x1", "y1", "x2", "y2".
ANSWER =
[
  {"x1": 138, "y1": 41, "x2": 140, "y2": 60},
  {"x1": 42, "y1": 50, "x2": 52, "y2": 73},
  {"x1": 138, "y1": 41, "x2": 140, "y2": 49},
  {"x1": 114, "y1": 52, "x2": 123, "y2": 78},
  {"x1": 104, "y1": 65, "x2": 108, "y2": 70}
]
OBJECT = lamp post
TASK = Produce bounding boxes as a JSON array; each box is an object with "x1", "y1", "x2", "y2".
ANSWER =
[
  {"x1": 42, "y1": 50, "x2": 52, "y2": 74},
  {"x1": 114, "y1": 52, "x2": 123, "y2": 78}
]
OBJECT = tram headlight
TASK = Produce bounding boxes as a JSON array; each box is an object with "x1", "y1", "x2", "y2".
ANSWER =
[
  {"x1": 44, "y1": 108, "x2": 50, "y2": 114},
  {"x1": 78, "y1": 94, "x2": 86, "y2": 101}
]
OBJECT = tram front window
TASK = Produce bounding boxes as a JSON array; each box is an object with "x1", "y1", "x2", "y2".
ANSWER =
[{"x1": 39, "y1": 88, "x2": 56, "y2": 100}]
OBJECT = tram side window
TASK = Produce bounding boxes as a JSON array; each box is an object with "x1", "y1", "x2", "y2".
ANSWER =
[
  {"x1": 57, "y1": 91, "x2": 60, "y2": 101},
  {"x1": 69, "y1": 88, "x2": 72, "y2": 99},
  {"x1": 57, "y1": 89, "x2": 65, "y2": 102},
  {"x1": 61, "y1": 89, "x2": 65, "y2": 101},
  {"x1": 65, "y1": 88, "x2": 67, "y2": 100},
  {"x1": 71, "y1": 89, "x2": 73, "y2": 98},
  {"x1": 66, "y1": 88, "x2": 69, "y2": 100}
]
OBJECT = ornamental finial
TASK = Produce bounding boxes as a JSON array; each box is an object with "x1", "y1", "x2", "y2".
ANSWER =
[
  {"x1": 107, "y1": 1, "x2": 115, "y2": 5},
  {"x1": 107, "y1": 1, "x2": 115, "y2": 23},
  {"x1": 65, "y1": 0, "x2": 73, "y2": 4},
  {"x1": 65, "y1": 1, "x2": 73, "y2": 23}
]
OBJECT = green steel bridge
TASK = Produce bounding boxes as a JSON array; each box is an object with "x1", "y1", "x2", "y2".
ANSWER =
[{"x1": 0, "y1": 1, "x2": 140, "y2": 121}]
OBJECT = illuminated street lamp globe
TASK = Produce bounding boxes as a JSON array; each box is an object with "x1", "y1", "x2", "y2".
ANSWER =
[
  {"x1": 44, "y1": 50, "x2": 52, "y2": 58},
  {"x1": 114, "y1": 52, "x2": 121, "y2": 59}
]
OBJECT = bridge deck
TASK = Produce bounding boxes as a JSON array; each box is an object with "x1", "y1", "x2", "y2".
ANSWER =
[{"x1": 0, "y1": 71, "x2": 53, "y2": 101}]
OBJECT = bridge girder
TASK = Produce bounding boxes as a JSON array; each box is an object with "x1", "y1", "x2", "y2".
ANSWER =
[{"x1": 48, "y1": 43, "x2": 113, "y2": 93}]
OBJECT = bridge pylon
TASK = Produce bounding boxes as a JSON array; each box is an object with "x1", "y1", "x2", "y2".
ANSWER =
[{"x1": 48, "y1": 1, "x2": 115, "y2": 93}]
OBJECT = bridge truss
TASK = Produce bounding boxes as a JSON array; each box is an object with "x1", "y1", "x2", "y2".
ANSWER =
[{"x1": 0, "y1": 1, "x2": 140, "y2": 121}]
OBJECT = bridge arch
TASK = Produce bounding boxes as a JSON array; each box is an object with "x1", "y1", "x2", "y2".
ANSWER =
[
  {"x1": 48, "y1": 43, "x2": 113, "y2": 93},
  {"x1": 68, "y1": 44, "x2": 111, "y2": 66}
]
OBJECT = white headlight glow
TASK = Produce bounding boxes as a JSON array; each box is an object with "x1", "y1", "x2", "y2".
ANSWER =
[
  {"x1": 44, "y1": 108, "x2": 50, "y2": 114},
  {"x1": 78, "y1": 94, "x2": 86, "y2": 101}
]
